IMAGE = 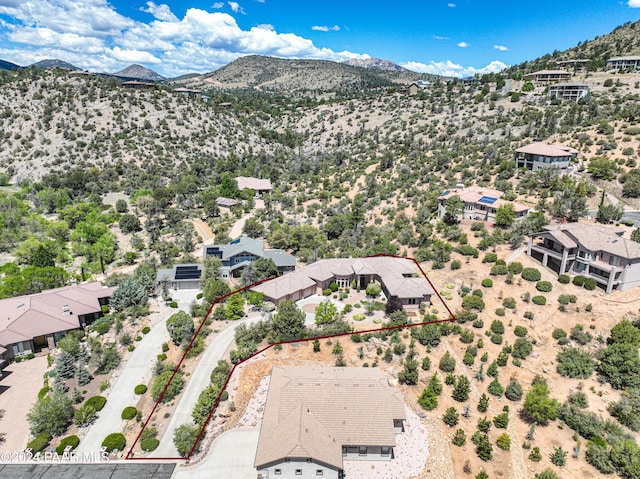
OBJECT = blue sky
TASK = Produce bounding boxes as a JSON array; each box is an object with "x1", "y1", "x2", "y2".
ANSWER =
[{"x1": 0, "y1": 1, "x2": 639, "y2": 78}]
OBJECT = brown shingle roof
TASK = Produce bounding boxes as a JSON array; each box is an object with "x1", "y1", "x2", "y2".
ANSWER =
[
  {"x1": 255, "y1": 366, "x2": 405, "y2": 469},
  {"x1": 516, "y1": 142, "x2": 577, "y2": 157},
  {"x1": 236, "y1": 176, "x2": 273, "y2": 192}
]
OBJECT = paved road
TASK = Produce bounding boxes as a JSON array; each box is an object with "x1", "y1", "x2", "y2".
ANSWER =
[
  {"x1": 172, "y1": 429, "x2": 260, "y2": 479},
  {"x1": 77, "y1": 291, "x2": 197, "y2": 456},
  {"x1": 151, "y1": 314, "x2": 263, "y2": 458}
]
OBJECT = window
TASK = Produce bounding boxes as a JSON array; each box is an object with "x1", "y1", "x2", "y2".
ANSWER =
[
  {"x1": 295, "y1": 469, "x2": 302, "y2": 475},
  {"x1": 274, "y1": 469, "x2": 281, "y2": 475},
  {"x1": 359, "y1": 446, "x2": 367, "y2": 456},
  {"x1": 381, "y1": 447, "x2": 390, "y2": 456},
  {"x1": 316, "y1": 470, "x2": 323, "y2": 476}
]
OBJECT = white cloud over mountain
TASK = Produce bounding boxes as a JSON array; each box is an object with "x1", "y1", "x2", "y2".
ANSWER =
[{"x1": 402, "y1": 59, "x2": 507, "y2": 78}]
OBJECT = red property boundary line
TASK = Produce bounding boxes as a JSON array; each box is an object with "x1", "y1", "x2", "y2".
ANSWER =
[{"x1": 125, "y1": 254, "x2": 457, "y2": 461}]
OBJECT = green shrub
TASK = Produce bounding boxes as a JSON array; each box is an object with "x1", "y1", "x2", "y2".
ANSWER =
[
  {"x1": 121, "y1": 406, "x2": 137, "y2": 420},
  {"x1": 28, "y1": 431, "x2": 51, "y2": 452},
  {"x1": 508, "y1": 262, "x2": 523, "y2": 274},
  {"x1": 491, "y1": 334, "x2": 503, "y2": 345},
  {"x1": 495, "y1": 308, "x2": 505, "y2": 316},
  {"x1": 134, "y1": 384, "x2": 147, "y2": 394},
  {"x1": 532, "y1": 296, "x2": 546, "y2": 305},
  {"x1": 38, "y1": 386, "x2": 51, "y2": 400},
  {"x1": 552, "y1": 328, "x2": 566, "y2": 340},
  {"x1": 140, "y1": 437, "x2": 160, "y2": 452},
  {"x1": 353, "y1": 313, "x2": 365, "y2": 321},
  {"x1": 55, "y1": 435, "x2": 80, "y2": 455},
  {"x1": 142, "y1": 326, "x2": 151, "y2": 334},
  {"x1": 451, "y1": 260, "x2": 462, "y2": 270},
  {"x1": 536, "y1": 281, "x2": 553, "y2": 292},
  {"x1": 462, "y1": 295, "x2": 485, "y2": 311},
  {"x1": 558, "y1": 294, "x2": 578, "y2": 305},
  {"x1": 169, "y1": 301, "x2": 178, "y2": 308},
  {"x1": 101, "y1": 433, "x2": 126, "y2": 452},
  {"x1": 220, "y1": 390, "x2": 229, "y2": 401},
  {"x1": 558, "y1": 274, "x2": 570, "y2": 284},
  {"x1": 482, "y1": 253, "x2": 498, "y2": 263},
  {"x1": 572, "y1": 275, "x2": 585, "y2": 286},
  {"x1": 583, "y1": 278, "x2": 597, "y2": 290},
  {"x1": 481, "y1": 278, "x2": 493, "y2": 288},
  {"x1": 85, "y1": 396, "x2": 107, "y2": 411},
  {"x1": 490, "y1": 264, "x2": 508, "y2": 275},
  {"x1": 490, "y1": 320, "x2": 505, "y2": 334},
  {"x1": 514, "y1": 326, "x2": 528, "y2": 337},
  {"x1": 502, "y1": 297, "x2": 516, "y2": 309},
  {"x1": 457, "y1": 245, "x2": 479, "y2": 257},
  {"x1": 521, "y1": 268, "x2": 541, "y2": 282}
]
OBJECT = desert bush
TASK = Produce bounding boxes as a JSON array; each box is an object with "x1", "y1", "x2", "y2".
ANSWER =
[
  {"x1": 490, "y1": 264, "x2": 508, "y2": 275},
  {"x1": 572, "y1": 275, "x2": 586, "y2": 286},
  {"x1": 85, "y1": 396, "x2": 106, "y2": 411},
  {"x1": 134, "y1": 384, "x2": 147, "y2": 394},
  {"x1": 532, "y1": 295, "x2": 546, "y2": 305},
  {"x1": 514, "y1": 326, "x2": 528, "y2": 337},
  {"x1": 508, "y1": 262, "x2": 523, "y2": 274},
  {"x1": 481, "y1": 278, "x2": 493, "y2": 288},
  {"x1": 27, "y1": 431, "x2": 51, "y2": 452},
  {"x1": 502, "y1": 297, "x2": 517, "y2": 309},
  {"x1": 495, "y1": 308, "x2": 505, "y2": 316},
  {"x1": 462, "y1": 295, "x2": 485, "y2": 311},
  {"x1": 490, "y1": 320, "x2": 505, "y2": 334},
  {"x1": 121, "y1": 406, "x2": 137, "y2": 420},
  {"x1": 558, "y1": 274, "x2": 570, "y2": 284},
  {"x1": 583, "y1": 278, "x2": 597, "y2": 290},
  {"x1": 521, "y1": 268, "x2": 541, "y2": 281},
  {"x1": 482, "y1": 253, "x2": 498, "y2": 263},
  {"x1": 536, "y1": 281, "x2": 553, "y2": 292},
  {"x1": 556, "y1": 348, "x2": 595, "y2": 378},
  {"x1": 141, "y1": 437, "x2": 160, "y2": 452},
  {"x1": 55, "y1": 435, "x2": 80, "y2": 455}
]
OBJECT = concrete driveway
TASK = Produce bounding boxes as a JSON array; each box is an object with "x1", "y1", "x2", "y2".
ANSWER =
[
  {"x1": 172, "y1": 428, "x2": 259, "y2": 479},
  {"x1": 77, "y1": 290, "x2": 198, "y2": 456},
  {"x1": 151, "y1": 314, "x2": 263, "y2": 458}
]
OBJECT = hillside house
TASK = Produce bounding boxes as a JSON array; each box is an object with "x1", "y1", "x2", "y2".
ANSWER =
[
  {"x1": 120, "y1": 80, "x2": 155, "y2": 89},
  {"x1": 606, "y1": 56, "x2": 640, "y2": 71},
  {"x1": 555, "y1": 59, "x2": 590, "y2": 73},
  {"x1": 523, "y1": 70, "x2": 571, "y2": 83},
  {"x1": 204, "y1": 234, "x2": 296, "y2": 279},
  {"x1": 527, "y1": 223, "x2": 640, "y2": 293},
  {"x1": 515, "y1": 142, "x2": 578, "y2": 171},
  {"x1": 236, "y1": 176, "x2": 273, "y2": 196},
  {"x1": 437, "y1": 185, "x2": 529, "y2": 223},
  {"x1": 155, "y1": 264, "x2": 203, "y2": 290},
  {"x1": 548, "y1": 83, "x2": 590, "y2": 102},
  {"x1": 255, "y1": 366, "x2": 406, "y2": 479},
  {"x1": 0, "y1": 283, "x2": 114, "y2": 371},
  {"x1": 251, "y1": 256, "x2": 433, "y2": 310},
  {"x1": 173, "y1": 87, "x2": 203, "y2": 98}
]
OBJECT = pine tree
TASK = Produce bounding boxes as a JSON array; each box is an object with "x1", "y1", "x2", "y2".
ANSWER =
[
  {"x1": 452, "y1": 375, "x2": 471, "y2": 402},
  {"x1": 75, "y1": 365, "x2": 92, "y2": 387},
  {"x1": 56, "y1": 350, "x2": 76, "y2": 379},
  {"x1": 478, "y1": 393, "x2": 490, "y2": 412},
  {"x1": 443, "y1": 407, "x2": 459, "y2": 427}
]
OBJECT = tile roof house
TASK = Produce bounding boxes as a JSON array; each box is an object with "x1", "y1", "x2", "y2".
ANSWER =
[
  {"x1": 236, "y1": 176, "x2": 273, "y2": 196},
  {"x1": 251, "y1": 257, "x2": 433, "y2": 310},
  {"x1": 515, "y1": 141, "x2": 579, "y2": 171},
  {"x1": 204, "y1": 234, "x2": 296, "y2": 279},
  {"x1": 437, "y1": 185, "x2": 529, "y2": 223},
  {"x1": 0, "y1": 283, "x2": 115, "y2": 371},
  {"x1": 255, "y1": 366, "x2": 406, "y2": 479},
  {"x1": 527, "y1": 223, "x2": 640, "y2": 293}
]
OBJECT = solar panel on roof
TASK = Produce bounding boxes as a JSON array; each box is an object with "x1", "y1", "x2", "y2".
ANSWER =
[
  {"x1": 478, "y1": 196, "x2": 497, "y2": 204},
  {"x1": 174, "y1": 266, "x2": 202, "y2": 280},
  {"x1": 442, "y1": 190, "x2": 450, "y2": 196}
]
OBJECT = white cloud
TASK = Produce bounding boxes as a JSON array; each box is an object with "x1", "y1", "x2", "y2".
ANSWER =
[
  {"x1": 0, "y1": 2, "x2": 368, "y2": 77},
  {"x1": 312, "y1": 25, "x2": 340, "y2": 32},
  {"x1": 228, "y1": 1, "x2": 245, "y2": 14},
  {"x1": 401, "y1": 59, "x2": 507, "y2": 78},
  {"x1": 212, "y1": 2, "x2": 224, "y2": 8},
  {"x1": 628, "y1": 0, "x2": 640, "y2": 7},
  {"x1": 457, "y1": 41, "x2": 469, "y2": 48},
  {"x1": 433, "y1": 35, "x2": 449, "y2": 40},
  {"x1": 448, "y1": 3, "x2": 456, "y2": 7},
  {"x1": 493, "y1": 44, "x2": 509, "y2": 51},
  {"x1": 141, "y1": 2, "x2": 178, "y2": 22}
]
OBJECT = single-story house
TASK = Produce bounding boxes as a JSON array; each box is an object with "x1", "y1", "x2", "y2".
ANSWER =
[
  {"x1": 255, "y1": 366, "x2": 406, "y2": 479},
  {"x1": 528, "y1": 223, "x2": 640, "y2": 293},
  {"x1": 437, "y1": 185, "x2": 529, "y2": 223},
  {"x1": 0, "y1": 283, "x2": 115, "y2": 368},
  {"x1": 606, "y1": 56, "x2": 640, "y2": 71},
  {"x1": 251, "y1": 256, "x2": 433, "y2": 310},
  {"x1": 515, "y1": 141, "x2": 578, "y2": 171},
  {"x1": 548, "y1": 83, "x2": 590, "y2": 102},
  {"x1": 523, "y1": 70, "x2": 571, "y2": 83},
  {"x1": 120, "y1": 80, "x2": 155, "y2": 89},
  {"x1": 155, "y1": 264, "x2": 203, "y2": 290},
  {"x1": 173, "y1": 87, "x2": 203, "y2": 98},
  {"x1": 555, "y1": 59, "x2": 590, "y2": 73},
  {"x1": 204, "y1": 234, "x2": 296, "y2": 279},
  {"x1": 236, "y1": 176, "x2": 273, "y2": 196},
  {"x1": 216, "y1": 197, "x2": 239, "y2": 208}
]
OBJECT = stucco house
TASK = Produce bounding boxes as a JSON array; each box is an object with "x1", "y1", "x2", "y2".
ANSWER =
[
  {"x1": 515, "y1": 142, "x2": 579, "y2": 171},
  {"x1": 548, "y1": 83, "x2": 590, "y2": 103},
  {"x1": 527, "y1": 223, "x2": 640, "y2": 293},
  {"x1": 204, "y1": 235, "x2": 296, "y2": 279},
  {"x1": 0, "y1": 282, "x2": 114, "y2": 370},
  {"x1": 437, "y1": 185, "x2": 529, "y2": 223},
  {"x1": 255, "y1": 366, "x2": 406, "y2": 479},
  {"x1": 251, "y1": 256, "x2": 433, "y2": 310},
  {"x1": 523, "y1": 70, "x2": 571, "y2": 83},
  {"x1": 606, "y1": 56, "x2": 640, "y2": 71},
  {"x1": 236, "y1": 176, "x2": 273, "y2": 196}
]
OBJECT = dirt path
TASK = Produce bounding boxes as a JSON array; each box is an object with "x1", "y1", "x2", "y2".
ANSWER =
[
  {"x1": 228, "y1": 199, "x2": 264, "y2": 239},
  {"x1": 192, "y1": 219, "x2": 215, "y2": 243}
]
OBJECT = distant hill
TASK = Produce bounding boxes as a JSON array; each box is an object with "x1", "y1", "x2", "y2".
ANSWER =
[
  {"x1": 507, "y1": 19, "x2": 640, "y2": 74},
  {"x1": 112, "y1": 64, "x2": 166, "y2": 82},
  {"x1": 175, "y1": 55, "x2": 441, "y2": 94},
  {"x1": 30, "y1": 59, "x2": 78, "y2": 70},
  {"x1": 0, "y1": 59, "x2": 21, "y2": 71},
  {"x1": 342, "y1": 58, "x2": 408, "y2": 72}
]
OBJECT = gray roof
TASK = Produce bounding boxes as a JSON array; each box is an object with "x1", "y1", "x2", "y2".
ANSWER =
[
  {"x1": 205, "y1": 235, "x2": 264, "y2": 261},
  {"x1": 255, "y1": 366, "x2": 405, "y2": 470},
  {"x1": 264, "y1": 249, "x2": 297, "y2": 268},
  {"x1": 608, "y1": 56, "x2": 640, "y2": 61},
  {"x1": 236, "y1": 176, "x2": 273, "y2": 191},
  {"x1": 155, "y1": 263, "x2": 203, "y2": 283},
  {"x1": 540, "y1": 223, "x2": 640, "y2": 259}
]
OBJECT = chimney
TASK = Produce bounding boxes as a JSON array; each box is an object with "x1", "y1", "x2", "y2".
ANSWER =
[{"x1": 62, "y1": 305, "x2": 71, "y2": 315}]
